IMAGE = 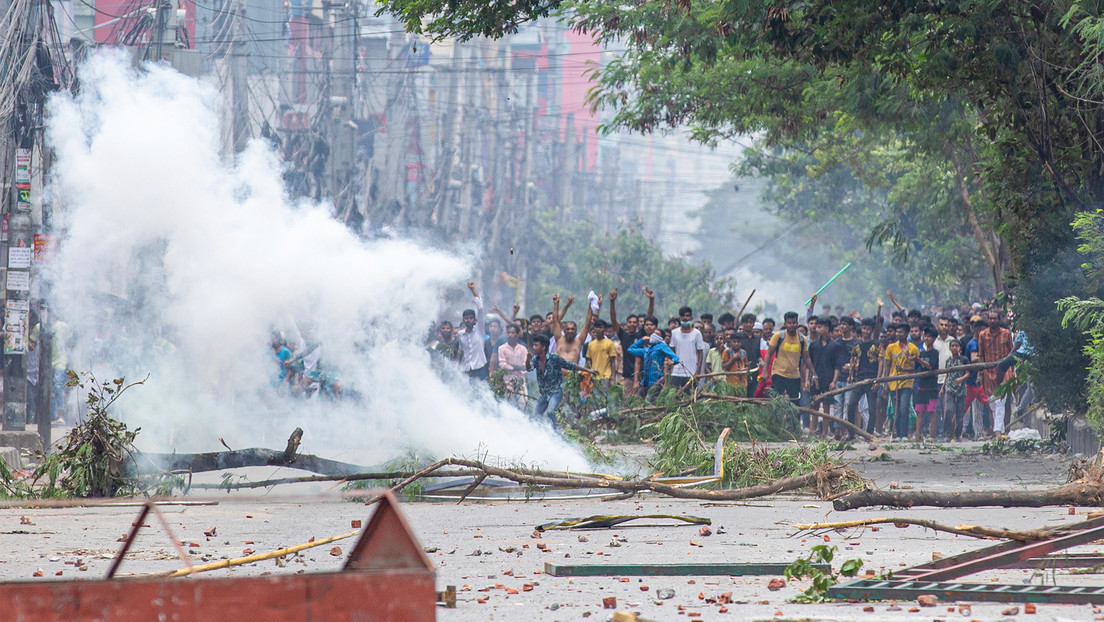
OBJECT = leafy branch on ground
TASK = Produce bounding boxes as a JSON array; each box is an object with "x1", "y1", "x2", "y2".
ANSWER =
[
  {"x1": 783, "y1": 545, "x2": 863, "y2": 603},
  {"x1": 0, "y1": 372, "x2": 153, "y2": 498},
  {"x1": 641, "y1": 407, "x2": 863, "y2": 493}
]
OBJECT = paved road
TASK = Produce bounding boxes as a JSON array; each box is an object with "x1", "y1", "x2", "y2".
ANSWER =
[{"x1": 0, "y1": 443, "x2": 1095, "y2": 621}]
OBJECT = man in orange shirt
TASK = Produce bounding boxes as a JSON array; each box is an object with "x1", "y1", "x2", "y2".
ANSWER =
[{"x1": 977, "y1": 310, "x2": 1014, "y2": 435}]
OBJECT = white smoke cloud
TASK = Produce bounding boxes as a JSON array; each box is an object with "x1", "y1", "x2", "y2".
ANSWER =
[{"x1": 42, "y1": 50, "x2": 588, "y2": 470}]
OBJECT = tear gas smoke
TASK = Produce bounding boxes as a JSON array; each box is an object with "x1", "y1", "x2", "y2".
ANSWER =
[{"x1": 42, "y1": 51, "x2": 588, "y2": 469}]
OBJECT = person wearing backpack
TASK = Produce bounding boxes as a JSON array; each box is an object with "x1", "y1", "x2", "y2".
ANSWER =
[{"x1": 765, "y1": 311, "x2": 814, "y2": 402}]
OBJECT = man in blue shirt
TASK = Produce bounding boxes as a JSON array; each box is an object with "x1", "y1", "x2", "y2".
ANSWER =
[
  {"x1": 526, "y1": 334, "x2": 595, "y2": 426},
  {"x1": 628, "y1": 316, "x2": 680, "y2": 403}
]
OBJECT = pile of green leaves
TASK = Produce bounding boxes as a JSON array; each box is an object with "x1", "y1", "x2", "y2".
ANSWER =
[
  {"x1": 0, "y1": 372, "x2": 148, "y2": 499},
  {"x1": 33, "y1": 373, "x2": 145, "y2": 498},
  {"x1": 645, "y1": 407, "x2": 848, "y2": 489}
]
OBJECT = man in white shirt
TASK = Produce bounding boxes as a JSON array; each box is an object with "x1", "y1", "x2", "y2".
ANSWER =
[
  {"x1": 668, "y1": 306, "x2": 708, "y2": 389},
  {"x1": 933, "y1": 315, "x2": 955, "y2": 438},
  {"x1": 458, "y1": 281, "x2": 488, "y2": 380}
]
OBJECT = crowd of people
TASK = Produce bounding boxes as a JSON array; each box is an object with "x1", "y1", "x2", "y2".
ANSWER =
[{"x1": 419, "y1": 282, "x2": 1035, "y2": 441}]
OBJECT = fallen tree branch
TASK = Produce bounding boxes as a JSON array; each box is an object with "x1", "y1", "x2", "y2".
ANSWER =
[
  {"x1": 186, "y1": 469, "x2": 485, "y2": 490},
  {"x1": 793, "y1": 517, "x2": 1081, "y2": 542},
  {"x1": 135, "y1": 428, "x2": 371, "y2": 477},
  {"x1": 834, "y1": 481, "x2": 1104, "y2": 511},
  {"x1": 811, "y1": 361, "x2": 1000, "y2": 406},
  {"x1": 373, "y1": 458, "x2": 859, "y2": 502}
]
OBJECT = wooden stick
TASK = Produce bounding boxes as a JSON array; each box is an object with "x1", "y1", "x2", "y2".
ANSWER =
[
  {"x1": 154, "y1": 530, "x2": 359, "y2": 578},
  {"x1": 811, "y1": 361, "x2": 1000, "y2": 406},
  {"x1": 735, "y1": 289, "x2": 756, "y2": 320},
  {"x1": 792, "y1": 517, "x2": 1076, "y2": 542}
]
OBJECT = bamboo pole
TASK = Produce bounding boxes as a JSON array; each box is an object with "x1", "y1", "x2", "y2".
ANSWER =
[{"x1": 154, "y1": 530, "x2": 360, "y2": 578}]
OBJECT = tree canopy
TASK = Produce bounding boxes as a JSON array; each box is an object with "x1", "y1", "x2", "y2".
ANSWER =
[{"x1": 381, "y1": 0, "x2": 1104, "y2": 412}]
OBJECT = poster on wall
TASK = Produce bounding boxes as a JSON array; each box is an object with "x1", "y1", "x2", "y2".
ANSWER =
[
  {"x1": 8, "y1": 247, "x2": 31, "y2": 269},
  {"x1": 33, "y1": 234, "x2": 54, "y2": 264},
  {"x1": 4, "y1": 299, "x2": 29, "y2": 355},
  {"x1": 6, "y1": 270, "x2": 30, "y2": 291}
]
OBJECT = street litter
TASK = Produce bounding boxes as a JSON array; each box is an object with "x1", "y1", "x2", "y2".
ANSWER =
[{"x1": 537, "y1": 514, "x2": 711, "y2": 531}]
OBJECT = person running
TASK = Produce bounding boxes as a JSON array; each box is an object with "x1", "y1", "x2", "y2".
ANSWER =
[{"x1": 527, "y1": 334, "x2": 595, "y2": 426}]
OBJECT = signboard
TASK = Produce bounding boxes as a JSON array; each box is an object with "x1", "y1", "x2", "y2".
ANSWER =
[
  {"x1": 15, "y1": 183, "x2": 30, "y2": 206},
  {"x1": 4, "y1": 299, "x2": 29, "y2": 354},
  {"x1": 6, "y1": 270, "x2": 30, "y2": 291},
  {"x1": 33, "y1": 234, "x2": 54, "y2": 264},
  {"x1": 14, "y1": 149, "x2": 30, "y2": 184},
  {"x1": 8, "y1": 247, "x2": 31, "y2": 270}
]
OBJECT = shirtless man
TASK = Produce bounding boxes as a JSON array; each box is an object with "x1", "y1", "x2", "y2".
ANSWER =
[{"x1": 550, "y1": 293, "x2": 595, "y2": 365}]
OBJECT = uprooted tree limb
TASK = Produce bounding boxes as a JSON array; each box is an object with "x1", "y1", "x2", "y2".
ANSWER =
[
  {"x1": 131, "y1": 428, "x2": 863, "y2": 501},
  {"x1": 833, "y1": 481, "x2": 1104, "y2": 511},
  {"x1": 792, "y1": 517, "x2": 1095, "y2": 542},
  {"x1": 133, "y1": 428, "x2": 370, "y2": 477},
  {"x1": 378, "y1": 457, "x2": 860, "y2": 502},
  {"x1": 833, "y1": 453, "x2": 1104, "y2": 511}
]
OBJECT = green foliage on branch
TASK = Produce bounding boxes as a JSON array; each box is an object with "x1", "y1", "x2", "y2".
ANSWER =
[
  {"x1": 36, "y1": 372, "x2": 146, "y2": 498},
  {"x1": 373, "y1": 0, "x2": 563, "y2": 41},
  {"x1": 377, "y1": 0, "x2": 1104, "y2": 412},
  {"x1": 784, "y1": 544, "x2": 863, "y2": 603},
  {"x1": 527, "y1": 218, "x2": 734, "y2": 319},
  {"x1": 1059, "y1": 211, "x2": 1104, "y2": 434}
]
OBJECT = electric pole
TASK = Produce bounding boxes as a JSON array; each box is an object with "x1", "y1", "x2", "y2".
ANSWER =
[{"x1": 229, "y1": 0, "x2": 248, "y2": 153}]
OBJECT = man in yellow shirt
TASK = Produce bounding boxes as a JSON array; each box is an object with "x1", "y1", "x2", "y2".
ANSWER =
[
  {"x1": 765, "y1": 311, "x2": 814, "y2": 401},
  {"x1": 883, "y1": 323, "x2": 919, "y2": 439},
  {"x1": 586, "y1": 320, "x2": 619, "y2": 385}
]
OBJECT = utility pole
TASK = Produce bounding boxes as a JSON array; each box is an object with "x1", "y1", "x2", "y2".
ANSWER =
[
  {"x1": 517, "y1": 72, "x2": 535, "y2": 311},
  {"x1": 147, "y1": 0, "x2": 173, "y2": 62},
  {"x1": 435, "y1": 43, "x2": 463, "y2": 234},
  {"x1": 559, "y1": 113, "x2": 574, "y2": 226},
  {"x1": 328, "y1": 0, "x2": 356, "y2": 218},
  {"x1": 0, "y1": 0, "x2": 72, "y2": 435},
  {"x1": 228, "y1": 0, "x2": 248, "y2": 154}
]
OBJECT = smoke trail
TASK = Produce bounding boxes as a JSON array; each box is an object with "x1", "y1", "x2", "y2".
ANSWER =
[{"x1": 42, "y1": 50, "x2": 588, "y2": 469}]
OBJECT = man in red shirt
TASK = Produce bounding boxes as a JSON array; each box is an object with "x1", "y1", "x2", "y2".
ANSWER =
[{"x1": 977, "y1": 310, "x2": 1014, "y2": 435}]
